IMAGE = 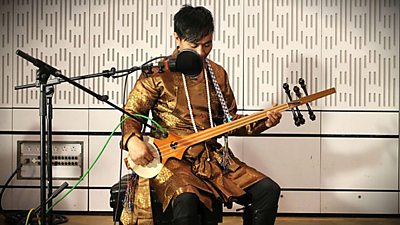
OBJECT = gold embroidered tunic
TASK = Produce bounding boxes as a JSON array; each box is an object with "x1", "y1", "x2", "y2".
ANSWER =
[{"x1": 121, "y1": 59, "x2": 269, "y2": 224}]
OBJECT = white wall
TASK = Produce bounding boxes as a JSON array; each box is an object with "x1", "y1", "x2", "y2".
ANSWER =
[{"x1": 0, "y1": 0, "x2": 398, "y2": 214}]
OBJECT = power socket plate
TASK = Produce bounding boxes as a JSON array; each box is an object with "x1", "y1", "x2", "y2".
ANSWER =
[{"x1": 17, "y1": 141, "x2": 83, "y2": 180}]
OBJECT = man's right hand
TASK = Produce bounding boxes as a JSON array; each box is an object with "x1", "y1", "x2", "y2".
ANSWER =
[{"x1": 127, "y1": 136, "x2": 157, "y2": 166}]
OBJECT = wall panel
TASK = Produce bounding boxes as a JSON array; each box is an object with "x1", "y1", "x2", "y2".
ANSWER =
[
  {"x1": 12, "y1": 108, "x2": 89, "y2": 131},
  {"x1": 89, "y1": 189, "x2": 113, "y2": 211},
  {"x1": 0, "y1": 0, "x2": 12, "y2": 107},
  {"x1": 13, "y1": 0, "x2": 90, "y2": 108},
  {"x1": 321, "y1": 138, "x2": 398, "y2": 190},
  {"x1": 52, "y1": 189, "x2": 88, "y2": 211},
  {"x1": 2, "y1": 188, "x2": 41, "y2": 210},
  {"x1": 321, "y1": 0, "x2": 399, "y2": 110},
  {"x1": 321, "y1": 111, "x2": 398, "y2": 135},
  {"x1": 88, "y1": 109, "x2": 123, "y2": 131},
  {"x1": 0, "y1": 108, "x2": 12, "y2": 130},
  {"x1": 279, "y1": 191, "x2": 320, "y2": 213},
  {"x1": 321, "y1": 192, "x2": 398, "y2": 214},
  {"x1": 0, "y1": 0, "x2": 398, "y2": 214},
  {"x1": 2, "y1": 188, "x2": 88, "y2": 211},
  {"x1": 243, "y1": 137, "x2": 321, "y2": 188},
  {"x1": 89, "y1": 1, "x2": 167, "y2": 107},
  {"x1": 244, "y1": 0, "x2": 322, "y2": 110},
  {"x1": 0, "y1": 135, "x2": 12, "y2": 184},
  {"x1": 88, "y1": 136, "x2": 129, "y2": 187}
]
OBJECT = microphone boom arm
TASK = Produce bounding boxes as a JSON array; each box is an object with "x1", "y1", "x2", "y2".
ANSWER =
[{"x1": 15, "y1": 50, "x2": 164, "y2": 136}]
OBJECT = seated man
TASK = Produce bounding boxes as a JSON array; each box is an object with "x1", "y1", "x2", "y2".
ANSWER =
[{"x1": 121, "y1": 5, "x2": 282, "y2": 225}]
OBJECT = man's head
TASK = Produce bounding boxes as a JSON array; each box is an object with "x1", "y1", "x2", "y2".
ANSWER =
[{"x1": 174, "y1": 5, "x2": 214, "y2": 60}]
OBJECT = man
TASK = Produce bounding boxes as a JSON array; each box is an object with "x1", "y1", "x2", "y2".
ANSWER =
[{"x1": 122, "y1": 5, "x2": 282, "y2": 225}]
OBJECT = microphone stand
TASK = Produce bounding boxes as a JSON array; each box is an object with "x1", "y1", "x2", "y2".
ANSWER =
[
  {"x1": 46, "y1": 84, "x2": 54, "y2": 225},
  {"x1": 15, "y1": 50, "x2": 164, "y2": 225}
]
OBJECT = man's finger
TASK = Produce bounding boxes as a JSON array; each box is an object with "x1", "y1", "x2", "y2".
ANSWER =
[{"x1": 144, "y1": 155, "x2": 154, "y2": 162}]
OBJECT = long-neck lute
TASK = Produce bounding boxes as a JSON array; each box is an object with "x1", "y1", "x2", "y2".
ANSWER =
[{"x1": 128, "y1": 87, "x2": 336, "y2": 178}]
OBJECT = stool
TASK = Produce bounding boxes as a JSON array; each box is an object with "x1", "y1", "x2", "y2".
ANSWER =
[{"x1": 110, "y1": 175, "x2": 223, "y2": 224}]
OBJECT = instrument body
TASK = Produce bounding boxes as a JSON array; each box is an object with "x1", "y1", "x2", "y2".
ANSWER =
[{"x1": 127, "y1": 87, "x2": 336, "y2": 178}]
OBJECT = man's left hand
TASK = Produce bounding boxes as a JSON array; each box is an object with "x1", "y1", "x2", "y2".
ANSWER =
[{"x1": 265, "y1": 106, "x2": 282, "y2": 128}]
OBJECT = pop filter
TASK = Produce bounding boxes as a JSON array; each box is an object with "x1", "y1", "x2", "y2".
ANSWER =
[{"x1": 166, "y1": 49, "x2": 204, "y2": 77}]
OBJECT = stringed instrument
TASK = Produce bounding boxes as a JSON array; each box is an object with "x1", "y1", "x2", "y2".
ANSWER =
[{"x1": 127, "y1": 87, "x2": 336, "y2": 178}]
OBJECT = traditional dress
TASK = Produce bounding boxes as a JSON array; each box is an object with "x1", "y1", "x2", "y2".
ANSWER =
[{"x1": 121, "y1": 58, "x2": 270, "y2": 225}]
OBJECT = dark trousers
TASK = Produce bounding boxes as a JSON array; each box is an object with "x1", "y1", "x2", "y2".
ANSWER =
[{"x1": 171, "y1": 177, "x2": 281, "y2": 225}]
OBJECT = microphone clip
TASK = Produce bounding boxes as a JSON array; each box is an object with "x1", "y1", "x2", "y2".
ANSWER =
[{"x1": 141, "y1": 64, "x2": 155, "y2": 77}]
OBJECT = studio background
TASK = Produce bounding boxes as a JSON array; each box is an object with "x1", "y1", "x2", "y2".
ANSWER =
[{"x1": 0, "y1": 0, "x2": 398, "y2": 214}]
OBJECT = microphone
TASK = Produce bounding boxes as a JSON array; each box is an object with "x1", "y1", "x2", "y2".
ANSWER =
[
  {"x1": 16, "y1": 49, "x2": 60, "y2": 75},
  {"x1": 157, "y1": 49, "x2": 203, "y2": 77}
]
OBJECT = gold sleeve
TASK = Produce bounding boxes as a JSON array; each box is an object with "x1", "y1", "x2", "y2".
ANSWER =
[{"x1": 122, "y1": 74, "x2": 160, "y2": 149}]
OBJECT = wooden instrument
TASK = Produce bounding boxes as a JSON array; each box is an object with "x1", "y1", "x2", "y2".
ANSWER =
[{"x1": 127, "y1": 87, "x2": 336, "y2": 178}]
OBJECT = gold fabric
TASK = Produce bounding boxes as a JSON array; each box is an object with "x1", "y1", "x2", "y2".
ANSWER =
[
  {"x1": 121, "y1": 58, "x2": 269, "y2": 224},
  {"x1": 120, "y1": 177, "x2": 153, "y2": 225}
]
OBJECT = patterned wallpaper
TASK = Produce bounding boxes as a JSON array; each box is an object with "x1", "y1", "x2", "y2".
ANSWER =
[{"x1": 0, "y1": 0, "x2": 398, "y2": 110}]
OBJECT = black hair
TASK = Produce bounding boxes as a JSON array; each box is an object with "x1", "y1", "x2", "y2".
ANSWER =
[{"x1": 174, "y1": 5, "x2": 214, "y2": 43}]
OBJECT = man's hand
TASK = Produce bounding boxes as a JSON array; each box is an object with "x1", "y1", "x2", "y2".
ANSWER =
[
  {"x1": 127, "y1": 136, "x2": 157, "y2": 166},
  {"x1": 265, "y1": 104, "x2": 282, "y2": 128}
]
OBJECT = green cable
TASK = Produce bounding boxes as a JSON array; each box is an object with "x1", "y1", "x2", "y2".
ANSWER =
[
  {"x1": 130, "y1": 113, "x2": 167, "y2": 135},
  {"x1": 46, "y1": 114, "x2": 165, "y2": 214},
  {"x1": 25, "y1": 208, "x2": 34, "y2": 225}
]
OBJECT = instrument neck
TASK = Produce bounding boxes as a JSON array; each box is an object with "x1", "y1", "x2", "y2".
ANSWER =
[{"x1": 183, "y1": 103, "x2": 290, "y2": 146}]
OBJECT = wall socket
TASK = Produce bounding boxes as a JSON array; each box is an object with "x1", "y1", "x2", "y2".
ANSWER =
[{"x1": 17, "y1": 141, "x2": 83, "y2": 180}]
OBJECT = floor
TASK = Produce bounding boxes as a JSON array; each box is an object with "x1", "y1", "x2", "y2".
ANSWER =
[{"x1": 1, "y1": 214, "x2": 399, "y2": 225}]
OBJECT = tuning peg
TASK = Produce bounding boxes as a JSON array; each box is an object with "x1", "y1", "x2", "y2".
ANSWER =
[
  {"x1": 283, "y1": 83, "x2": 301, "y2": 126},
  {"x1": 293, "y1": 86, "x2": 306, "y2": 125},
  {"x1": 298, "y1": 78, "x2": 316, "y2": 121}
]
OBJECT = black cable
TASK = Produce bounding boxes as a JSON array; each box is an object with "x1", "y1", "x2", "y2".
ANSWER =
[
  {"x1": 112, "y1": 56, "x2": 167, "y2": 79},
  {"x1": 141, "y1": 56, "x2": 167, "y2": 67},
  {"x1": 0, "y1": 164, "x2": 69, "y2": 225},
  {"x1": 0, "y1": 164, "x2": 22, "y2": 216}
]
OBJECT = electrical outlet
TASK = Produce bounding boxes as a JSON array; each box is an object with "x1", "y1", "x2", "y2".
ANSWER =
[{"x1": 17, "y1": 141, "x2": 84, "y2": 180}]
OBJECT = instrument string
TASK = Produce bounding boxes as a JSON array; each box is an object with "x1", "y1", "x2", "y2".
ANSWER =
[
  {"x1": 156, "y1": 87, "x2": 335, "y2": 159},
  {"x1": 157, "y1": 103, "x2": 289, "y2": 157}
]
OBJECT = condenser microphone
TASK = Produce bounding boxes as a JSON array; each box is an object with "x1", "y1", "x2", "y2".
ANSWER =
[
  {"x1": 158, "y1": 49, "x2": 203, "y2": 77},
  {"x1": 16, "y1": 49, "x2": 60, "y2": 75}
]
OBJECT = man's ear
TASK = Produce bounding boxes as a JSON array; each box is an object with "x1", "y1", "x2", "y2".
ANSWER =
[{"x1": 173, "y1": 32, "x2": 181, "y2": 46}]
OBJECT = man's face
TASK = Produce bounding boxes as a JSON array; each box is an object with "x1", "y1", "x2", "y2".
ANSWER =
[{"x1": 174, "y1": 32, "x2": 213, "y2": 61}]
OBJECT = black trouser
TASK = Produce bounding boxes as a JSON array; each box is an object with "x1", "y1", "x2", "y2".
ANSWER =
[
  {"x1": 242, "y1": 177, "x2": 281, "y2": 225},
  {"x1": 171, "y1": 177, "x2": 281, "y2": 225}
]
